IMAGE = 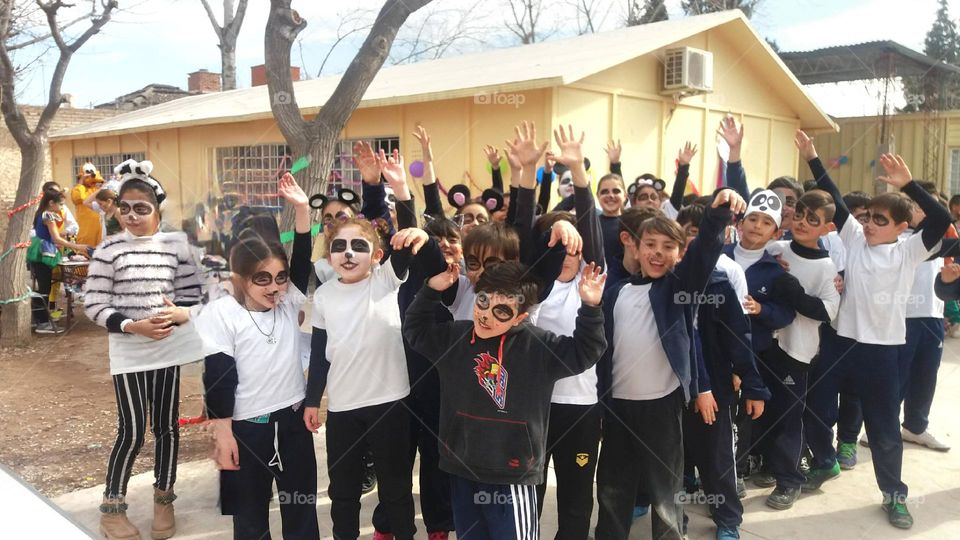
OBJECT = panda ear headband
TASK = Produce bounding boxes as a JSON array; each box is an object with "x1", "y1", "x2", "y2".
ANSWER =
[
  {"x1": 628, "y1": 177, "x2": 666, "y2": 197},
  {"x1": 309, "y1": 187, "x2": 361, "y2": 212},
  {"x1": 114, "y1": 159, "x2": 165, "y2": 204},
  {"x1": 447, "y1": 184, "x2": 504, "y2": 214}
]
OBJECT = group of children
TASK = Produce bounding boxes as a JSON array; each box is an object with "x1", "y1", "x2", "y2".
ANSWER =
[{"x1": 76, "y1": 116, "x2": 953, "y2": 540}]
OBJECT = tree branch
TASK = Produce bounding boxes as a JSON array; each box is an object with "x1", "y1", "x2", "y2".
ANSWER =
[
  {"x1": 7, "y1": 11, "x2": 89, "y2": 51},
  {"x1": 265, "y1": 1, "x2": 310, "y2": 144},
  {"x1": 224, "y1": 0, "x2": 248, "y2": 41},
  {"x1": 310, "y1": 0, "x2": 431, "y2": 133},
  {"x1": 199, "y1": 0, "x2": 223, "y2": 35}
]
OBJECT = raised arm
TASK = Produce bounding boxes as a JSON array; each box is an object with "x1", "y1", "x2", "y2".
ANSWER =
[
  {"x1": 542, "y1": 264, "x2": 607, "y2": 381},
  {"x1": 719, "y1": 117, "x2": 749, "y2": 200},
  {"x1": 796, "y1": 130, "x2": 850, "y2": 230},
  {"x1": 278, "y1": 173, "x2": 313, "y2": 293},
  {"x1": 876, "y1": 153, "x2": 952, "y2": 250},
  {"x1": 414, "y1": 126, "x2": 445, "y2": 219},
  {"x1": 402, "y1": 267, "x2": 460, "y2": 362},
  {"x1": 671, "y1": 142, "x2": 698, "y2": 210},
  {"x1": 675, "y1": 189, "x2": 746, "y2": 295},
  {"x1": 605, "y1": 140, "x2": 622, "y2": 177},
  {"x1": 556, "y1": 125, "x2": 603, "y2": 268},
  {"x1": 537, "y1": 151, "x2": 556, "y2": 213}
]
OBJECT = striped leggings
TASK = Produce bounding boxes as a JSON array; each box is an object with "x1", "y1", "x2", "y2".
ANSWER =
[{"x1": 104, "y1": 366, "x2": 180, "y2": 498}]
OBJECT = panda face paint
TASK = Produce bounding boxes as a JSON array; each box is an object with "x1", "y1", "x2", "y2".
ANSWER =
[
  {"x1": 328, "y1": 225, "x2": 380, "y2": 284},
  {"x1": 557, "y1": 171, "x2": 575, "y2": 199}
]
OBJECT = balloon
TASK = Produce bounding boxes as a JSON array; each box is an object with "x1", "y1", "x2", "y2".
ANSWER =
[
  {"x1": 409, "y1": 160, "x2": 425, "y2": 178},
  {"x1": 838, "y1": 155, "x2": 849, "y2": 165}
]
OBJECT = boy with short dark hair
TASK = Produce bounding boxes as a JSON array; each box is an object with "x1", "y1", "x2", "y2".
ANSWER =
[
  {"x1": 594, "y1": 189, "x2": 748, "y2": 540},
  {"x1": 403, "y1": 260, "x2": 607, "y2": 540},
  {"x1": 795, "y1": 130, "x2": 952, "y2": 529},
  {"x1": 757, "y1": 189, "x2": 841, "y2": 510}
]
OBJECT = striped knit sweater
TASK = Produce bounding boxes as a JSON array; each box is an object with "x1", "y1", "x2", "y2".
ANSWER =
[{"x1": 84, "y1": 230, "x2": 202, "y2": 333}]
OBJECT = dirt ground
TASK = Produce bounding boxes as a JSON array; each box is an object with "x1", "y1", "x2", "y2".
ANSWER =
[{"x1": 0, "y1": 317, "x2": 210, "y2": 497}]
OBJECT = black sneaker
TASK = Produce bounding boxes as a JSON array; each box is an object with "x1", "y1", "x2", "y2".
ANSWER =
[
  {"x1": 361, "y1": 451, "x2": 377, "y2": 494},
  {"x1": 883, "y1": 498, "x2": 914, "y2": 529},
  {"x1": 765, "y1": 486, "x2": 801, "y2": 510},
  {"x1": 752, "y1": 471, "x2": 776, "y2": 488}
]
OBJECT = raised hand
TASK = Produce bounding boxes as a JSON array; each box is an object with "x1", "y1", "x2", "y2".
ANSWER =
[
  {"x1": 794, "y1": 129, "x2": 818, "y2": 162},
  {"x1": 577, "y1": 262, "x2": 606, "y2": 306},
  {"x1": 483, "y1": 145, "x2": 500, "y2": 168},
  {"x1": 548, "y1": 220, "x2": 583, "y2": 256},
  {"x1": 717, "y1": 116, "x2": 744, "y2": 150},
  {"x1": 604, "y1": 139, "x2": 621, "y2": 164},
  {"x1": 553, "y1": 124, "x2": 586, "y2": 168},
  {"x1": 390, "y1": 227, "x2": 429, "y2": 255},
  {"x1": 712, "y1": 189, "x2": 747, "y2": 214},
  {"x1": 544, "y1": 150, "x2": 557, "y2": 173},
  {"x1": 504, "y1": 120, "x2": 549, "y2": 167},
  {"x1": 412, "y1": 125, "x2": 433, "y2": 161},
  {"x1": 877, "y1": 154, "x2": 913, "y2": 189},
  {"x1": 428, "y1": 262, "x2": 460, "y2": 291},
  {"x1": 278, "y1": 172, "x2": 309, "y2": 207},
  {"x1": 678, "y1": 142, "x2": 698, "y2": 166},
  {"x1": 353, "y1": 141, "x2": 381, "y2": 185}
]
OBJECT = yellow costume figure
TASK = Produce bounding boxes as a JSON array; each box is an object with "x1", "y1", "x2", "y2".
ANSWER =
[{"x1": 71, "y1": 163, "x2": 104, "y2": 248}]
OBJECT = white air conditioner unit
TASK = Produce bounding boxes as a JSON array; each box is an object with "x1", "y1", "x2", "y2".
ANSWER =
[{"x1": 662, "y1": 47, "x2": 714, "y2": 95}]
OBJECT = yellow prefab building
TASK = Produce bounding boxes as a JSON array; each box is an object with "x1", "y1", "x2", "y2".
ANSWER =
[
  {"x1": 49, "y1": 10, "x2": 836, "y2": 227},
  {"x1": 810, "y1": 112, "x2": 960, "y2": 197}
]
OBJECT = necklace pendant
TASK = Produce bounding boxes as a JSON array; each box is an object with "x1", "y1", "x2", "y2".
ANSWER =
[{"x1": 267, "y1": 335, "x2": 277, "y2": 345}]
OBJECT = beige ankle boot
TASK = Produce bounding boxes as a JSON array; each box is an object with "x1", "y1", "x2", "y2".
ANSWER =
[
  {"x1": 151, "y1": 488, "x2": 177, "y2": 539},
  {"x1": 99, "y1": 496, "x2": 141, "y2": 540}
]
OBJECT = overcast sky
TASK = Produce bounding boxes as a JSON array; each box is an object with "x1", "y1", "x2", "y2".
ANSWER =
[{"x1": 9, "y1": 0, "x2": 959, "y2": 117}]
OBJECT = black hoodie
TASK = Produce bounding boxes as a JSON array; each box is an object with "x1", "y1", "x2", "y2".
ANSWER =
[{"x1": 402, "y1": 285, "x2": 606, "y2": 485}]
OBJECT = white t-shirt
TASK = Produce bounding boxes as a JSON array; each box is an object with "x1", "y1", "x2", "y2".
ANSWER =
[
  {"x1": 195, "y1": 285, "x2": 308, "y2": 420},
  {"x1": 821, "y1": 231, "x2": 846, "y2": 273},
  {"x1": 765, "y1": 240, "x2": 840, "y2": 363},
  {"x1": 535, "y1": 271, "x2": 598, "y2": 405},
  {"x1": 611, "y1": 283, "x2": 680, "y2": 400},
  {"x1": 715, "y1": 254, "x2": 749, "y2": 314},
  {"x1": 901, "y1": 231, "x2": 945, "y2": 319},
  {"x1": 661, "y1": 199, "x2": 679, "y2": 220},
  {"x1": 447, "y1": 275, "x2": 476, "y2": 321},
  {"x1": 311, "y1": 261, "x2": 410, "y2": 412},
  {"x1": 834, "y1": 215, "x2": 937, "y2": 345}
]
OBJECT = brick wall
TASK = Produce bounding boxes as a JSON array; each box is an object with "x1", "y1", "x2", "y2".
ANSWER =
[{"x1": 0, "y1": 106, "x2": 118, "y2": 240}]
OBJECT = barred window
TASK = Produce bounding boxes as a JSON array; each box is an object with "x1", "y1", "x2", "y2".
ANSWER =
[
  {"x1": 72, "y1": 153, "x2": 147, "y2": 181},
  {"x1": 329, "y1": 137, "x2": 400, "y2": 196},
  {"x1": 214, "y1": 144, "x2": 292, "y2": 210}
]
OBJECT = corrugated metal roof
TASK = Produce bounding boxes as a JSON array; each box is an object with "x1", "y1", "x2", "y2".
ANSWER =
[
  {"x1": 780, "y1": 40, "x2": 960, "y2": 85},
  {"x1": 51, "y1": 10, "x2": 835, "y2": 139}
]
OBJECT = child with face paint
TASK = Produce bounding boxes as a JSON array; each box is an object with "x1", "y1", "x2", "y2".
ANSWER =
[
  {"x1": 594, "y1": 188, "x2": 747, "y2": 540},
  {"x1": 403, "y1": 259, "x2": 607, "y2": 540},
  {"x1": 303, "y1": 146, "x2": 447, "y2": 540},
  {"x1": 83, "y1": 161, "x2": 203, "y2": 540},
  {"x1": 528, "y1": 126, "x2": 608, "y2": 539},
  {"x1": 195, "y1": 173, "x2": 319, "y2": 539}
]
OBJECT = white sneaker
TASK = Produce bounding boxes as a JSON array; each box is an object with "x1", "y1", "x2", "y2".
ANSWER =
[
  {"x1": 902, "y1": 428, "x2": 951, "y2": 452},
  {"x1": 859, "y1": 432, "x2": 869, "y2": 447},
  {"x1": 34, "y1": 322, "x2": 60, "y2": 334}
]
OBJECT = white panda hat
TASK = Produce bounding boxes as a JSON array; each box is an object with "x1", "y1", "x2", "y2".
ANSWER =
[
  {"x1": 114, "y1": 159, "x2": 166, "y2": 205},
  {"x1": 746, "y1": 189, "x2": 782, "y2": 228}
]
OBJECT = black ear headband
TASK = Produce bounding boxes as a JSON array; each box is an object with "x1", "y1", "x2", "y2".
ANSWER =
[
  {"x1": 310, "y1": 188, "x2": 361, "y2": 211},
  {"x1": 628, "y1": 178, "x2": 666, "y2": 197},
  {"x1": 447, "y1": 185, "x2": 505, "y2": 214}
]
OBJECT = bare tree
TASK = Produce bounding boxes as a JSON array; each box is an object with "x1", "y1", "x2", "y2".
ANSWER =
[
  {"x1": 265, "y1": 0, "x2": 432, "y2": 232},
  {"x1": 626, "y1": 0, "x2": 668, "y2": 26},
  {"x1": 569, "y1": 0, "x2": 612, "y2": 35},
  {"x1": 389, "y1": 3, "x2": 489, "y2": 64},
  {"x1": 310, "y1": 9, "x2": 374, "y2": 77},
  {"x1": 199, "y1": 0, "x2": 249, "y2": 90},
  {"x1": 0, "y1": 0, "x2": 118, "y2": 346},
  {"x1": 505, "y1": 0, "x2": 547, "y2": 44},
  {"x1": 681, "y1": 0, "x2": 759, "y2": 19}
]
